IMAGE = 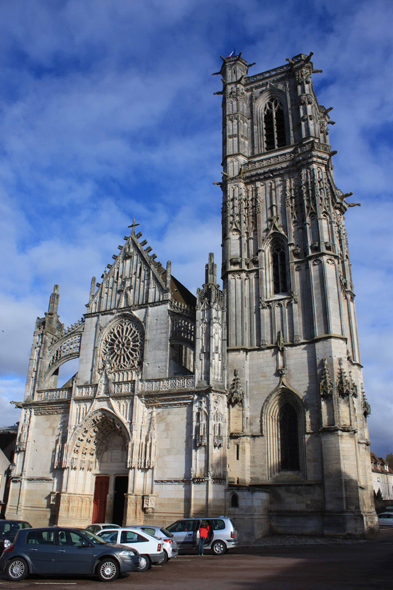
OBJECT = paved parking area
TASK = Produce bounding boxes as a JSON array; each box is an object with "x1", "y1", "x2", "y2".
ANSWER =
[{"x1": 0, "y1": 530, "x2": 392, "y2": 589}]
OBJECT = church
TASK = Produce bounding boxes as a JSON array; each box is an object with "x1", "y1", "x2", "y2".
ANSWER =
[{"x1": 6, "y1": 53, "x2": 378, "y2": 540}]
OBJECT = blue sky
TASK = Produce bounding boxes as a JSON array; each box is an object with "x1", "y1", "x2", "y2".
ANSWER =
[{"x1": 0, "y1": 0, "x2": 391, "y2": 457}]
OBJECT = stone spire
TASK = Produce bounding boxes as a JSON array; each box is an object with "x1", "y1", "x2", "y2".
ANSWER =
[{"x1": 205, "y1": 252, "x2": 217, "y2": 285}]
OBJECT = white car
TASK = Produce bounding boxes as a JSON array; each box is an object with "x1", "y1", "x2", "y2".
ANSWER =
[
  {"x1": 98, "y1": 527, "x2": 165, "y2": 571},
  {"x1": 378, "y1": 512, "x2": 393, "y2": 526},
  {"x1": 130, "y1": 526, "x2": 178, "y2": 561},
  {"x1": 85, "y1": 523, "x2": 120, "y2": 534}
]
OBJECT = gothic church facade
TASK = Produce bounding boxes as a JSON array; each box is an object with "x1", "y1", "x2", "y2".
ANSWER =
[{"x1": 7, "y1": 53, "x2": 377, "y2": 539}]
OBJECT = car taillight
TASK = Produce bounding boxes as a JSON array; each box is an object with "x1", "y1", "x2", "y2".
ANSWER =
[
  {"x1": 4, "y1": 544, "x2": 15, "y2": 552},
  {"x1": 163, "y1": 538, "x2": 172, "y2": 544},
  {"x1": 230, "y1": 532, "x2": 235, "y2": 538},
  {"x1": 157, "y1": 543, "x2": 162, "y2": 551}
]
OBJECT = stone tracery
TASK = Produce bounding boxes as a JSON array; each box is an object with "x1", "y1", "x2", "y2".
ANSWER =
[{"x1": 102, "y1": 317, "x2": 143, "y2": 370}]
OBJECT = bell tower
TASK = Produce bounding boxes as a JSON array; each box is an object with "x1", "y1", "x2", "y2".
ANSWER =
[{"x1": 215, "y1": 52, "x2": 377, "y2": 536}]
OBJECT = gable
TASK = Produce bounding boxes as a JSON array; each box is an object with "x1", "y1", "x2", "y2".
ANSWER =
[{"x1": 87, "y1": 231, "x2": 168, "y2": 313}]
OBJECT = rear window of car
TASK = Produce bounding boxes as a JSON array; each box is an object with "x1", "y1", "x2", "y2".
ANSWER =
[
  {"x1": 0, "y1": 522, "x2": 25, "y2": 536},
  {"x1": 160, "y1": 527, "x2": 173, "y2": 537},
  {"x1": 140, "y1": 527, "x2": 156, "y2": 536},
  {"x1": 121, "y1": 531, "x2": 149, "y2": 543},
  {"x1": 27, "y1": 530, "x2": 55, "y2": 545}
]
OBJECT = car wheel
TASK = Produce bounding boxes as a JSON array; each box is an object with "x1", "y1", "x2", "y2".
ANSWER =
[
  {"x1": 97, "y1": 557, "x2": 119, "y2": 582},
  {"x1": 159, "y1": 550, "x2": 168, "y2": 564},
  {"x1": 211, "y1": 540, "x2": 227, "y2": 555},
  {"x1": 6, "y1": 557, "x2": 29, "y2": 581},
  {"x1": 137, "y1": 554, "x2": 151, "y2": 572}
]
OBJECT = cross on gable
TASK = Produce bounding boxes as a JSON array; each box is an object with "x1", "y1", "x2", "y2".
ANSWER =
[{"x1": 128, "y1": 218, "x2": 140, "y2": 234}]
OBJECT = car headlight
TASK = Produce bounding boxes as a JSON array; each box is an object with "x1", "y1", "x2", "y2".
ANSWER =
[
  {"x1": 119, "y1": 550, "x2": 137, "y2": 556},
  {"x1": 3, "y1": 540, "x2": 11, "y2": 549}
]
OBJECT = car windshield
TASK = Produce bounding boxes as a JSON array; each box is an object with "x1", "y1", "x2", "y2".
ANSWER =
[{"x1": 81, "y1": 530, "x2": 107, "y2": 544}]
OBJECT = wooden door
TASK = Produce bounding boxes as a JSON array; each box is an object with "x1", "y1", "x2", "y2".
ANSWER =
[{"x1": 92, "y1": 476, "x2": 109, "y2": 523}]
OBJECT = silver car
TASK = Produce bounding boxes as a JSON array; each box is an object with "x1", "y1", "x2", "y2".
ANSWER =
[
  {"x1": 166, "y1": 517, "x2": 238, "y2": 555},
  {"x1": 378, "y1": 512, "x2": 393, "y2": 526},
  {"x1": 130, "y1": 526, "x2": 178, "y2": 562}
]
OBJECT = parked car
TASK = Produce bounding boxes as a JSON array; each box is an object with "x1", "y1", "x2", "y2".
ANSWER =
[
  {"x1": 97, "y1": 527, "x2": 165, "y2": 571},
  {"x1": 85, "y1": 523, "x2": 120, "y2": 534},
  {"x1": 378, "y1": 512, "x2": 393, "y2": 526},
  {"x1": 0, "y1": 521, "x2": 32, "y2": 554},
  {"x1": 0, "y1": 526, "x2": 139, "y2": 582},
  {"x1": 166, "y1": 517, "x2": 238, "y2": 555},
  {"x1": 130, "y1": 525, "x2": 178, "y2": 561}
]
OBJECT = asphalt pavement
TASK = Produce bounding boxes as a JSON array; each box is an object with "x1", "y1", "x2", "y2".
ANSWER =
[{"x1": 0, "y1": 529, "x2": 392, "y2": 589}]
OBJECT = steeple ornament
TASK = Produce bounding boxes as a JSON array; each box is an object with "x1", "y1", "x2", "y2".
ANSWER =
[
  {"x1": 337, "y1": 358, "x2": 350, "y2": 398},
  {"x1": 228, "y1": 370, "x2": 244, "y2": 406},
  {"x1": 361, "y1": 384, "x2": 371, "y2": 418},
  {"x1": 319, "y1": 359, "x2": 333, "y2": 398},
  {"x1": 348, "y1": 371, "x2": 358, "y2": 397}
]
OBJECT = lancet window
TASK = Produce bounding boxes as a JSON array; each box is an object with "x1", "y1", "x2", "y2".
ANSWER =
[
  {"x1": 279, "y1": 403, "x2": 300, "y2": 471},
  {"x1": 272, "y1": 242, "x2": 288, "y2": 294},
  {"x1": 261, "y1": 389, "x2": 305, "y2": 479},
  {"x1": 264, "y1": 99, "x2": 286, "y2": 151},
  {"x1": 230, "y1": 492, "x2": 239, "y2": 508}
]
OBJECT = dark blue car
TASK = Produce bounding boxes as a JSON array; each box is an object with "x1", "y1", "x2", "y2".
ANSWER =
[{"x1": 0, "y1": 527, "x2": 140, "y2": 582}]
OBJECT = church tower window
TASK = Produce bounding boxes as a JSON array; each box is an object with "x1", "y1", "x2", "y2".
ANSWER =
[
  {"x1": 264, "y1": 99, "x2": 286, "y2": 151},
  {"x1": 272, "y1": 242, "x2": 288, "y2": 294},
  {"x1": 279, "y1": 403, "x2": 300, "y2": 471}
]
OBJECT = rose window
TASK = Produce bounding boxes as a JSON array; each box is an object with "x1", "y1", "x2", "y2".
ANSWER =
[{"x1": 102, "y1": 319, "x2": 143, "y2": 370}]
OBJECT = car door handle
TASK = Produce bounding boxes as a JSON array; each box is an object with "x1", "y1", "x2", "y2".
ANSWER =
[
  {"x1": 57, "y1": 550, "x2": 66, "y2": 553},
  {"x1": 187, "y1": 533, "x2": 193, "y2": 536},
  {"x1": 30, "y1": 549, "x2": 38, "y2": 552}
]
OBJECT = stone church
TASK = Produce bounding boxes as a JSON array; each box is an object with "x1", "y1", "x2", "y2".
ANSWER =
[{"x1": 7, "y1": 53, "x2": 378, "y2": 540}]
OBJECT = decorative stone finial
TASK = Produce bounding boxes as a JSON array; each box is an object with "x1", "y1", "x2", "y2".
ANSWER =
[
  {"x1": 205, "y1": 253, "x2": 217, "y2": 285},
  {"x1": 337, "y1": 358, "x2": 350, "y2": 398},
  {"x1": 361, "y1": 384, "x2": 371, "y2": 418},
  {"x1": 228, "y1": 369, "x2": 244, "y2": 406},
  {"x1": 319, "y1": 359, "x2": 333, "y2": 398},
  {"x1": 48, "y1": 285, "x2": 60, "y2": 315}
]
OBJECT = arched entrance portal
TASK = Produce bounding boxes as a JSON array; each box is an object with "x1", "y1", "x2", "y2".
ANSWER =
[
  {"x1": 59, "y1": 411, "x2": 130, "y2": 527},
  {"x1": 93, "y1": 430, "x2": 128, "y2": 525}
]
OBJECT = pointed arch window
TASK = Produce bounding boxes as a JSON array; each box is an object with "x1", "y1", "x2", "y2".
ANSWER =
[
  {"x1": 264, "y1": 99, "x2": 286, "y2": 151},
  {"x1": 279, "y1": 403, "x2": 300, "y2": 471},
  {"x1": 272, "y1": 242, "x2": 288, "y2": 294},
  {"x1": 262, "y1": 390, "x2": 305, "y2": 479},
  {"x1": 230, "y1": 493, "x2": 239, "y2": 508}
]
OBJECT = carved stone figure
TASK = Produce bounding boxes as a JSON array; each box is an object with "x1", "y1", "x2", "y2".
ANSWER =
[{"x1": 228, "y1": 370, "x2": 243, "y2": 406}]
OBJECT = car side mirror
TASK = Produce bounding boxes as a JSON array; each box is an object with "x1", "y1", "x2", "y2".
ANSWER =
[{"x1": 80, "y1": 541, "x2": 91, "y2": 548}]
